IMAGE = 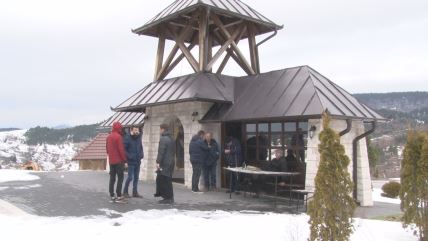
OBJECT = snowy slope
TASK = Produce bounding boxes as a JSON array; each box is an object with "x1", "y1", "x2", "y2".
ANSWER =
[{"x1": 0, "y1": 130, "x2": 78, "y2": 171}]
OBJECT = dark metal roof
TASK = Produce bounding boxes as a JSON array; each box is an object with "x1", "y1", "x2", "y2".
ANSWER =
[
  {"x1": 133, "y1": 0, "x2": 282, "y2": 38},
  {"x1": 201, "y1": 66, "x2": 385, "y2": 122},
  {"x1": 73, "y1": 133, "x2": 108, "y2": 161},
  {"x1": 112, "y1": 66, "x2": 385, "y2": 122},
  {"x1": 100, "y1": 112, "x2": 145, "y2": 128},
  {"x1": 113, "y1": 72, "x2": 235, "y2": 112}
]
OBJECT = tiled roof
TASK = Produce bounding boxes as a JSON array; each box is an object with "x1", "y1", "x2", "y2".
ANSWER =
[{"x1": 73, "y1": 133, "x2": 108, "y2": 161}]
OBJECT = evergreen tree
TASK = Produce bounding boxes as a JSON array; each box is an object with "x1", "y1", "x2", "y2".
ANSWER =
[
  {"x1": 367, "y1": 137, "x2": 380, "y2": 170},
  {"x1": 400, "y1": 131, "x2": 428, "y2": 241},
  {"x1": 308, "y1": 112, "x2": 356, "y2": 241}
]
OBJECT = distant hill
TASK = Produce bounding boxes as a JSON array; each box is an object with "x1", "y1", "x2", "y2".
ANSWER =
[
  {"x1": 354, "y1": 92, "x2": 428, "y2": 178},
  {"x1": 25, "y1": 124, "x2": 100, "y2": 145},
  {"x1": 0, "y1": 128, "x2": 21, "y2": 133},
  {"x1": 354, "y1": 92, "x2": 428, "y2": 113}
]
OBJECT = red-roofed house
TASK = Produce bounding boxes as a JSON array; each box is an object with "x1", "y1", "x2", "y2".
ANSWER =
[{"x1": 73, "y1": 133, "x2": 108, "y2": 170}]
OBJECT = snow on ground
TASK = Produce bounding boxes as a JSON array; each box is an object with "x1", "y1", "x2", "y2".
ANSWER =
[
  {"x1": 0, "y1": 209, "x2": 417, "y2": 241},
  {"x1": 0, "y1": 170, "x2": 39, "y2": 183},
  {"x1": 0, "y1": 130, "x2": 78, "y2": 171},
  {"x1": 372, "y1": 179, "x2": 401, "y2": 204},
  {"x1": 372, "y1": 188, "x2": 401, "y2": 204}
]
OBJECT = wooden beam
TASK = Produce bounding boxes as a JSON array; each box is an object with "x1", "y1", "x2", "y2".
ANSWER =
[
  {"x1": 156, "y1": 44, "x2": 179, "y2": 81},
  {"x1": 248, "y1": 23, "x2": 260, "y2": 74},
  {"x1": 207, "y1": 32, "x2": 213, "y2": 72},
  {"x1": 177, "y1": 41, "x2": 199, "y2": 72},
  {"x1": 166, "y1": 17, "x2": 200, "y2": 73},
  {"x1": 162, "y1": 43, "x2": 196, "y2": 80},
  {"x1": 198, "y1": 8, "x2": 209, "y2": 71},
  {"x1": 156, "y1": 18, "x2": 198, "y2": 79},
  {"x1": 154, "y1": 33, "x2": 166, "y2": 81},
  {"x1": 207, "y1": 25, "x2": 245, "y2": 71},
  {"x1": 213, "y1": 29, "x2": 251, "y2": 75},
  {"x1": 211, "y1": 14, "x2": 255, "y2": 75}
]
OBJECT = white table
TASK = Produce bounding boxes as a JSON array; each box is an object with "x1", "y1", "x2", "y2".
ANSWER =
[{"x1": 223, "y1": 167, "x2": 301, "y2": 207}]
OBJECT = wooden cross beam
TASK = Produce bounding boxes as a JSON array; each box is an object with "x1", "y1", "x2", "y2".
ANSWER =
[
  {"x1": 155, "y1": 19, "x2": 197, "y2": 80},
  {"x1": 248, "y1": 23, "x2": 260, "y2": 74},
  {"x1": 165, "y1": 14, "x2": 200, "y2": 73},
  {"x1": 207, "y1": 25, "x2": 246, "y2": 71},
  {"x1": 212, "y1": 30, "x2": 252, "y2": 75},
  {"x1": 161, "y1": 43, "x2": 196, "y2": 80},
  {"x1": 215, "y1": 25, "x2": 247, "y2": 75},
  {"x1": 211, "y1": 14, "x2": 256, "y2": 75}
]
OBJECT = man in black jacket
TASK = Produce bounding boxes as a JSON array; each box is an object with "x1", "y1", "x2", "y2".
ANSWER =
[
  {"x1": 156, "y1": 123, "x2": 175, "y2": 204},
  {"x1": 189, "y1": 130, "x2": 209, "y2": 193},
  {"x1": 203, "y1": 132, "x2": 220, "y2": 191}
]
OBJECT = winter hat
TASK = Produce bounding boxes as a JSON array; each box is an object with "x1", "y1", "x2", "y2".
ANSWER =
[{"x1": 112, "y1": 122, "x2": 123, "y2": 133}]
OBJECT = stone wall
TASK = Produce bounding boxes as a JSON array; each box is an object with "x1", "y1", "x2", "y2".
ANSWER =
[
  {"x1": 140, "y1": 101, "x2": 221, "y2": 188},
  {"x1": 305, "y1": 118, "x2": 373, "y2": 206}
]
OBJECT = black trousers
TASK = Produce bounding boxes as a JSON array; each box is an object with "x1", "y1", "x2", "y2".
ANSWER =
[
  {"x1": 155, "y1": 170, "x2": 161, "y2": 196},
  {"x1": 191, "y1": 162, "x2": 203, "y2": 191},
  {"x1": 109, "y1": 163, "x2": 124, "y2": 197},
  {"x1": 158, "y1": 174, "x2": 174, "y2": 200}
]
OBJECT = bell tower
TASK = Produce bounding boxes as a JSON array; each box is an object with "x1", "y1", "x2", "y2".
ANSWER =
[{"x1": 132, "y1": 0, "x2": 283, "y2": 81}]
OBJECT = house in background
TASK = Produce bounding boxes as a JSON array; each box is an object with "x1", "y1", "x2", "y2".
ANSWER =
[
  {"x1": 103, "y1": 0, "x2": 385, "y2": 206},
  {"x1": 73, "y1": 133, "x2": 108, "y2": 170}
]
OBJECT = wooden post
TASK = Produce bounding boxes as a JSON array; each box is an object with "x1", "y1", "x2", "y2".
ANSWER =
[
  {"x1": 198, "y1": 8, "x2": 209, "y2": 72},
  {"x1": 248, "y1": 23, "x2": 260, "y2": 74},
  {"x1": 154, "y1": 32, "x2": 166, "y2": 81},
  {"x1": 207, "y1": 32, "x2": 213, "y2": 72}
]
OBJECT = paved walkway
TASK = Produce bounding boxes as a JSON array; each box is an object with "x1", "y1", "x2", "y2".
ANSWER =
[{"x1": 0, "y1": 171, "x2": 401, "y2": 218}]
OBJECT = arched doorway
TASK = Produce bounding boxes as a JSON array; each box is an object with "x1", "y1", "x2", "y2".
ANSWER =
[{"x1": 165, "y1": 116, "x2": 185, "y2": 183}]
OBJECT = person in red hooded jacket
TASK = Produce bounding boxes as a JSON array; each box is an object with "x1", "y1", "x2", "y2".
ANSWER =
[{"x1": 106, "y1": 121, "x2": 127, "y2": 202}]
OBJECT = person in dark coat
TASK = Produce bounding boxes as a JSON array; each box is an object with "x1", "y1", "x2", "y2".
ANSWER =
[
  {"x1": 202, "y1": 132, "x2": 220, "y2": 191},
  {"x1": 123, "y1": 126, "x2": 144, "y2": 198},
  {"x1": 156, "y1": 123, "x2": 175, "y2": 204},
  {"x1": 189, "y1": 130, "x2": 209, "y2": 193},
  {"x1": 271, "y1": 149, "x2": 288, "y2": 173},
  {"x1": 106, "y1": 121, "x2": 127, "y2": 202},
  {"x1": 224, "y1": 136, "x2": 242, "y2": 193}
]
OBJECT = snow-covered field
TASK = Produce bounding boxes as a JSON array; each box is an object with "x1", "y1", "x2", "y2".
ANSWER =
[
  {"x1": 0, "y1": 130, "x2": 78, "y2": 171},
  {"x1": 0, "y1": 209, "x2": 417, "y2": 241},
  {"x1": 0, "y1": 170, "x2": 417, "y2": 241}
]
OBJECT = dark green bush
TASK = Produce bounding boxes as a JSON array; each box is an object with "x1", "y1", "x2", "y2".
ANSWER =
[{"x1": 382, "y1": 181, "x2": 401, "y2": 198}]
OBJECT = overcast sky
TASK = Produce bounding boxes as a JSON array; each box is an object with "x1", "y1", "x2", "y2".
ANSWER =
[{"x1": 1, "y1": 0, "x2": 427, "y2": 128}]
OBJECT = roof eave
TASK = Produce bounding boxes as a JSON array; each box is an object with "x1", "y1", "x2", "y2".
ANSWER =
[
  {"x1": 131, "y1": 3, "x2": 282, "y2": 36},
  {"x1": 113, "y1": 98, "x2": 232, "y2": 112}
]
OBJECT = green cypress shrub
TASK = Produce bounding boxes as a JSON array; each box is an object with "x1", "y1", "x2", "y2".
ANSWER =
[{"x1": 308, "y1": 112, "x2": 356, "y2": 241}]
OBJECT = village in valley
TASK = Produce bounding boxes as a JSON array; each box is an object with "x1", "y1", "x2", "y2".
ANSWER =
[{"x1": 1, "y1": 1, "x2": 427, "y2": 241}]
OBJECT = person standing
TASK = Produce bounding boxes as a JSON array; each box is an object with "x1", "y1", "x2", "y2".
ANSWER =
[
  {"x1": 203, "y1": 132, "x2": 220, "y2": 191},
  {"x1": 123, "y1": 126, "x2": 144, "y2": 198},
  {"x1": 106, "y1": 121, "x2": 127, "y2": 202},
  {"x1": 224, "y1": 136, "x2": 242, "y2": 193},
  {"x1": 156, "y1": 123, "x2": 175, "y2": 204},
  {"x1": 189, "y1": 130, "x2": 209, "y2": 193}
]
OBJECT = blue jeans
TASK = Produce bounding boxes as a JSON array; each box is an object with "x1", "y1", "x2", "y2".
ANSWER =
[
  {"x1": 124, "y1": 163, "x2": 140, "y2": 195},
  {"x1": 203, "y1": 163, "x2": 217, "y2": 190}
]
